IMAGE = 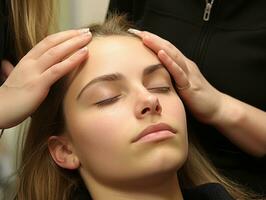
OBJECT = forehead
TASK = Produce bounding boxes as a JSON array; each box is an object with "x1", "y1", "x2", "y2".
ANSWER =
[
  {"x1": 81, "y1": 35, "x2": 160, "y2": 76},
  {"x1": 65, "y1": 36, "x2": 162, "y2": 99},
  {"x1": 64, "y1": 36, "x2": 167, "y2": 106}
]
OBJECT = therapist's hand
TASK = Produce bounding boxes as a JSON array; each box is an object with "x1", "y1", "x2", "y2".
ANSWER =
[
  {"x1": 0, "y1": 29, "x2": 91, "y2": 128},
  {"x1": 129, "y1": 29, "x2": 224, "y2": 124}
]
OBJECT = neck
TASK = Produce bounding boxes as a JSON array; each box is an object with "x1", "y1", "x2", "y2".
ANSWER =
[{"x1": 84, "y1": 173, "x2": 184, "y2": 200}]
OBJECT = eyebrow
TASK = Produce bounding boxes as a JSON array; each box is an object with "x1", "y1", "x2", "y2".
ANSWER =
[
  {"x1": 143, "y1": 64, "x2": 164, "y2": 76},
  {"x1": 76, "y1": 63, "x2": 164, "y2": 100}
]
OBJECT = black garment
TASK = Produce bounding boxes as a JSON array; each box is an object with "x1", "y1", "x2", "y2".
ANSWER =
[
  {"x1": 108, "y1": 0, "x2": 266, "y2": 195},
  {"x1": 74, "y1": 183, "x2": 234, "y2": 200},
  {"x1": 0, "y1": 0, "x2": 8, "y2": 63},
  {"x1": 182, "y1": 183, "x2": 234, "y2": 200},
  {"x1": 0, "y1": 0, "x2": 17, "y2": 84}
]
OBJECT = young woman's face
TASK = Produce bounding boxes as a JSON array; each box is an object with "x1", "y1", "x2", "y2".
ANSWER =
[{"x1": 63, "y1": 36, "x2": 188, "y2": 185}]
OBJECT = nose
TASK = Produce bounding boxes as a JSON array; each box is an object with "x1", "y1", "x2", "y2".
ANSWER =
[{"x1": 135, "y1": 91, "x2": 162, "y2": 119}]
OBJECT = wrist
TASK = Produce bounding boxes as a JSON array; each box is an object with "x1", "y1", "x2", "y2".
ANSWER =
[
  {"x1": 205, "y1": 91, "x2": 226, "y2": 125},
  {"x1": 196, "y1": 88, "x2": 224, "y2": 125},
  {"x1": 209, "y1": 93, "x2": 245, "y2": 129}
]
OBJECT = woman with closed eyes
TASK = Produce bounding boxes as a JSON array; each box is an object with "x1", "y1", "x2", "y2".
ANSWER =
[{"x1": 13, "y1": 15, "x2": 261, "y2": 200}]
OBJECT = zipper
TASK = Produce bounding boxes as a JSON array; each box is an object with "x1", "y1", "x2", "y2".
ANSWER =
[
  {"x1": 192, "y1": 0, "x2": 217, "y2": 72},
  {"x1": 203, "y1": 0, "x2": 214, "y2": 21}
]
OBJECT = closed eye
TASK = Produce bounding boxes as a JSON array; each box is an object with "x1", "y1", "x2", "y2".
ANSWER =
[
  {"x1": 95, "y1": 87, "x2": 170, "y2": 107},
  {"x1": 95, "y1": 95, "x2": 121, "y2": 107},
  {"x1": 148, "y1": 86, "x2": 171, "y2": 93}
]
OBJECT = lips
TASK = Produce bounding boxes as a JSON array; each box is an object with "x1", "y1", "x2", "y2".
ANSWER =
[{"x1": 132, "y1": 123, "x2": 177, "y2": 143}]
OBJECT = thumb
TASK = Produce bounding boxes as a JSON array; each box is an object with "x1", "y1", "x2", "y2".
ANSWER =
[{"x1": 1, "y1": 60, "x2": 14, "y2": 78}]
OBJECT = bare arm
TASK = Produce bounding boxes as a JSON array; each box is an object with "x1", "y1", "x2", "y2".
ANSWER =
[{"x1": 211, "y1": 93, "x2": 266, "y2": 157}]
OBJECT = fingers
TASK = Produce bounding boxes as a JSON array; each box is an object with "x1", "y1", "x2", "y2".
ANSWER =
[
  {"x1": 27, "y1": 28, "x2": 90, "y2": 59},
  {"x1": 158, "y1": 50, "x2": 190, "y2": 90},
  {"x1": 4, "y1": 29, "x2": 91, "y2": 91},
  {"x1": 128, "y1": 29, "x2": 173, "y2": 53},
  {"x1": 1, "y1": 60, "x2": 14, "y2": 77},
  {"x1": 128, "y1": 29, "x2": 188, "y2": 73},
  {"x1": 40, "y1": 46, "x2": 89, "y2": 86},
  {"x1": 37, "y1": 31, "x2": 92, "y2": 72},
  {"x1": 143, "y1": 32, "x2": 188, "y2": 73},
  {"x1": 128, "y1": 29, "x2": 191, "y2": 90}
]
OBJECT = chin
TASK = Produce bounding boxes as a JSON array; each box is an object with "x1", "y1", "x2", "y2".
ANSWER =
[
  {"x1": 154, "y1": 152, "x2": 186, "y2": 174},
  {"x1": 136, "y1": 144, "x2": 188, "y2": 178}
]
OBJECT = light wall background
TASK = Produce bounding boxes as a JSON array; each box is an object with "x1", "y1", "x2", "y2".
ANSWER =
[
  {"x1": 59, "y1": 0, "x2": 110, "y2": 30},
  {"x1": 0, "y1": 1, "x2": 110, "y2": 198}
]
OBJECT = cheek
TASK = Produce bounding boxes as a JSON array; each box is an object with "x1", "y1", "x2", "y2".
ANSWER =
[
  {"x1": 68, "y1": 111, "x2": 124, "y2": 153},
  {"x1": 161, "y1": 95, "x2": 186, "y2": 125},
  {"x1": 66, "y1": 107, "x2": 132, "y2": 170},
  {"x1": 160, "y1": 95, "x2": 188, "y2": 153}
]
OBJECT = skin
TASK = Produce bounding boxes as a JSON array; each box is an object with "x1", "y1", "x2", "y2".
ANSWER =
[
  {"x1": 0, "y1": 29, "x2": 91, "y2": 129},
  {"x1": 49, "y1": 36, "x2": 188, "y2": 200},
  {"x1": 128, "y1": 29, "x2": 266, "y2": 157}
]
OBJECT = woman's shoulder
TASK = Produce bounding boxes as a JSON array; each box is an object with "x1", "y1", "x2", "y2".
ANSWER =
[{"x1": 182, "y1": 183, "x2": 234, "y2": 200}]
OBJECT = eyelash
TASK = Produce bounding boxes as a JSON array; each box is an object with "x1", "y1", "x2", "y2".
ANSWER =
[
  {"x1": 95, "y1": 86, "x2": 170, "y2": 107},
  {"x1": 95, "y1": 95, "x2": 121, "y2": 107},
  {"x1": 148, "y1": 86, "x2": 171, "y2": 93}
]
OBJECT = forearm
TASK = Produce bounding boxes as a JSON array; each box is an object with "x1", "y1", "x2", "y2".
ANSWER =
[
  {"x1": 211, "y1": 93, "x2": 266, "y2": 157},
  {"x1": 0, "y1": 86, "x2": 18, "y2": 128},
  {"x1": 0, "y1": 86, "x2": 29, "y2": 129},
  {"x1": 0, "y1": 87, "x2": 12, "y2": 128}
]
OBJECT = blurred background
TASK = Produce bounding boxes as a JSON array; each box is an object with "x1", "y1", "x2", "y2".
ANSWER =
[
  {"x1": 58, "y1": 0, "x2": 109, "y2": 30},
  {"x1": 0, "y1": 0, "x2": 109, "y2": 198}
]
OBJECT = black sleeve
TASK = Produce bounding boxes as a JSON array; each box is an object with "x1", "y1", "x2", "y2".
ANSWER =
[
  {"x1": 0, "y1": 0, "x2": 17, "y2": 66},
  {"x1": 0, "y1": 0, "x2": 8, "y2": 63},
  {"x1": 183, "y1": 183, "x2": 235, "y2": 200},
  {"x1": 108, "y1": 0, "x2": 147, "y2": 23},
  {"x1": 108, "y1": 0, "x2": 133, "y2": 14}
]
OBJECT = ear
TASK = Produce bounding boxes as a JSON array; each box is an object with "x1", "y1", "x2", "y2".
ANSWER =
[{"x1": 48, "y1": 136, "x2": 80, "y2": 170}]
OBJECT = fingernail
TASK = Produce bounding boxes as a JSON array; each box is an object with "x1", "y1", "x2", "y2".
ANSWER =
[
  {"x1": 79, "y1": 46, "x2": 88, "y2": 53},
  {"x1": 128, "y1": 28, "x2": 142, "y2": 36},
  {"x1": 79, "y1": 28, "x2": 90, "y2": 34},
  {"x1": 83, "y1": 31, "x2": 92, "y2": 37}
]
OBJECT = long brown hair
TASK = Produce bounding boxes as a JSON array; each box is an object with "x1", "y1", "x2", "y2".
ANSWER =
[
  {"x1": 15, "y1": 14, "x2": 262, "y2": 200},
  {"x1": 1, "y1": 0, "x2": 57, "y2": 135},
  {"x1": 9, "y1": 0, "x2": 57, "y2": 60}
]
